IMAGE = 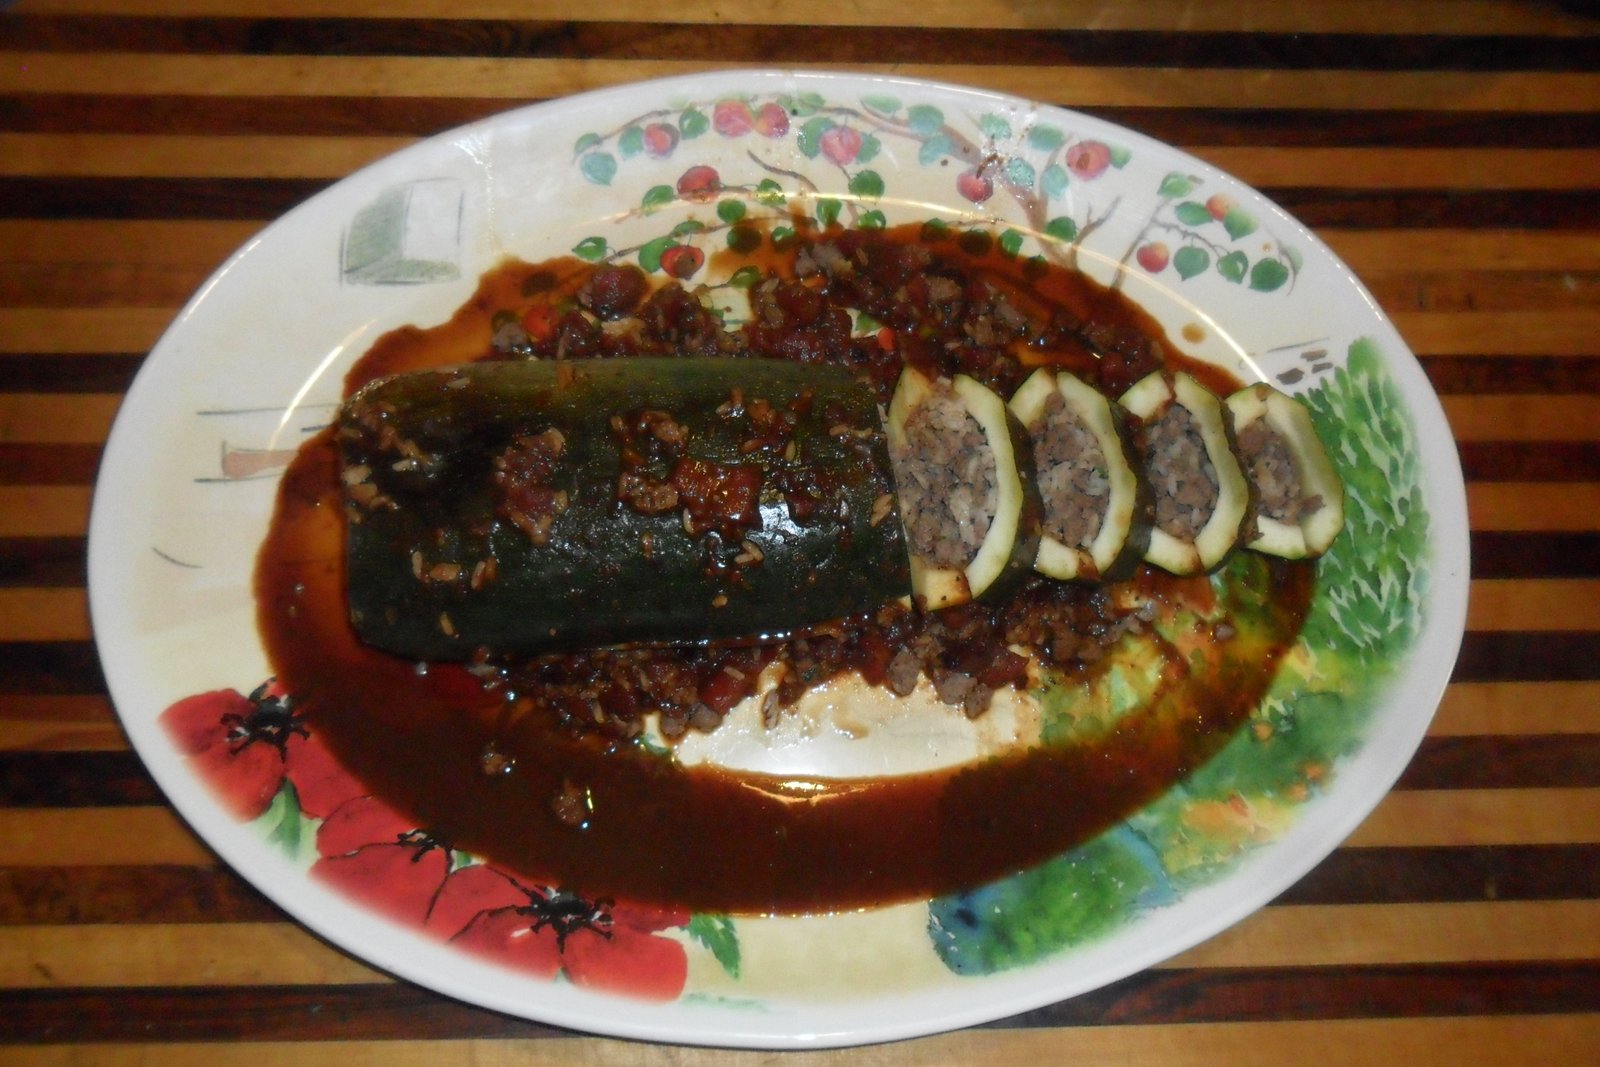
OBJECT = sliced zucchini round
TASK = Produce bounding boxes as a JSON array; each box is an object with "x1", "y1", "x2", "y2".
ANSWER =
[
  {"x1": 1225, "y1": 382, "x2": 1346, "y2": 559},
  {"x1": 1009, "y1": 367, "x2": 1148, "y2": 581},
  {"x1": 887, "y1": 367, "x2": 1041, "y2": 610},
  {"x1": 1120, "y1": 370, "x2": 1249, "y2": 575}
]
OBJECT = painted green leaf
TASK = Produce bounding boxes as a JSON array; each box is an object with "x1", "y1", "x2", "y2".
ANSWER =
[
  {"x1": 1108, "y1": 143, "x2": 1132, "y2": 168},
  {"x1": 907, "y1": 104, "x2": 945, "y2": 136},
  {"x1": 1027, "y1": 124, "x2": 1065, "y2": 151},
  {"x1": 640, "y1": 184, "x2": 675, "y2": 212},
  {"x1": 717, "y1": 198, "x2": 747, "y2": 223},
  {"x1": 638, "y1": 236, "x2": 673, "y2": 273},
  {"x1": 1004, "y1": 157, "x2": 1036, "y2": 189},
  {"x1": 998, "y1": 228, "x2": 1025, "y2": 256},
  {"x1": 726, "y1": 225, "x2": 761, "y2": 254},
  {"x1": 579, "y1": 151, "x2": 617, "y2": 186},
  {"x1": 1217, "y1": 250, "x2": 1249, "y2": 283},
  {"x1": 1250, "y1": 257, "x2": 1291, "y2": 292},
  {"x1": 573, "y1": 132, "x2": 601, "y2": 154},
  {"x1": 771, "y1": 224, "x2": 795, "y2": 246},
  {"x1": 754, "y1": 178, "x2": 785, "y2": 206},
  {"x1": 688, "y1": 914, "x2": 742, "y2": 979},
  {"x1": 728, "y1": 265, "x2": 763, "y2": 288},
  {"x1": 1041, "y1": 163, "x2": 1070, "y2": 200},
  {"x1": 1223, "y1": 207, "x2": 1258, "y2": 240},
  {"x1": 979, "y1": 113, "x2": 1012, "y2": 140},
  {"x1": 797, "y1": 116, "x2": 833, "y2": 158},
  {"x1": 848, "y1": 169, "x2": 886, "y2": 199},
  {"x1": 919, "y1": 133, "x2": 954, "y2": 166},
  {"x1": 857, "y1": 133, "x2": 882, "y2": 164},
  {"x1": 1157, "y1": 172, "x2": 1197, "y2": 198},
  {"x1": 920, "y1": 218, "x2": 951, "y2": 240},
  {"x1": 1044, "y1": 216, "x2": 1079, "y2": 243},
  {"x1": 571, "y1": 235, "x2": 609, "y2": 261},
  {"x1": 862, "y1": 93, "x2": 901, "y2": 117},
  {"x1": 618, "y1": 125, "x2": 644, "y2": 159},
  {"x1": 671, "y1": 219, "x2": 706, "y2": 237},
  {"x1": 858, "y1": 209, "x2": 888, "y2": 230},
  {"x1": 678, "y1": 107, "x2": 709, "y2": 139},
  {"x1": 1174, "y1": 245, "x2": 1210, "y2": 280},
  {"x1": 1174, "y1": 201, "x2": 1213, "y2": 226},
  {"x1": 815, "y1": 197, "x2": 842, "y2": 228}
]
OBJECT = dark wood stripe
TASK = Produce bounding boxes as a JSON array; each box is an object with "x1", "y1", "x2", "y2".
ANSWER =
[
  {"x1": 1399, "y1": 735, "x2": 1600, "y2": 790},
  {"x1": 4, "y1": 16, "x2": 1598, "y2": 71},
  {"x1": 1460, "y1": 443, "x2": 1600, "y2": 484},
  {"x1": 4, "y1": 732, "x2": 1597, "y2": 809},
  {"x1": 1277, "y1": 844, "x2": 1600, "y2": 906},
  {"x1": 0, "y1": 355, "x2": 143, "y2": 394},
  {"x1": 1471, "y1": 532, "x2": 1600, "y2": 579},
  {"x1": 1454, "y1": 632, "x2": 1600, "y2": 683},
  {"x1": 0, "y1": 962, "x2": 1595, "y2": 1041},
  {"x1": 0, "y1": 538, "x2": 85, "y2": 588},
  {"x1": 8, "y1": 95, "x2": 1599, "y2": 149},
  {"x1": 4, "y1": 844, "x2": 1593, "y2": 926},
  {"x1": 0, "y1": 443, "x2": 101, "y2": 485},
  {"x1": 2, "y1": 178, "x2": 1596, "y2": 229},
  {"x1": 1424, "y1": 356, "x2": 1600, "y2": 396},
  {"x1": 0, "y1": 644, "x2": 105, "y2": 696}
]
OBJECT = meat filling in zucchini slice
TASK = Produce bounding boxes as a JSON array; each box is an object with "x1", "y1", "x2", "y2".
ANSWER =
[{"x1": 1226, "y1": 382, "x2": 1346, "y2": 559}]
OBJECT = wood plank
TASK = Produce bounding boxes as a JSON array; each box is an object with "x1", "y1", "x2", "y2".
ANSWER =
[
  {"x1": 1431, "y1": 682, "x2": 1600, "y2": 736},
  {"x1": 1, "y1": 901, "x2": 1596, "y2": 991},
  {"x1": 0, "y1": 588, "x2": 90, "y2": 641},
  {"x1": 5, "y1": 54, "x2": 1600, "y2": 113},
  {"x1": 1442, "y1": 395, "x2": 1600, "y2": 440},
  {"x1": 0, "y1": 220, "x2": 259, "y2": 267},
  {"x1": 0, "y1": 488, "x2": 90, "y2": 538},
  {"x1": 0, "y1": 394, "x2": 121, "y2": 446},
  {"x1": 1200, "y1": 148, "x2": 1600, "y2": 191},
  {"x1": 13, "y1": 0, "x2": 1600, "y2": 35},
  {"x1": 0, "y1": 309, "x2": 173, "y2": 354},
  {"x1": 1325, "y1": 230, "x2": 1600, "y2": 273},
  {"x1": 1392, "y1": 310, "x2": 1600, "y2": 358},
  {"x1": 1468, "y1": 484, "x2": 1600, "y2": 532},
  {"x1": 1465, "y1": 579, "x2": 1600, "y2": 633},
  {"x1": 1348, "y1": 788, "x2": 1600, "y2": 848},
  {"x1": 0, "y1": 808, "x2": 212, "y2": 866}
]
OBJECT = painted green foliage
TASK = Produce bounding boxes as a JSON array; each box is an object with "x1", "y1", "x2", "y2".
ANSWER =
[{"x1": 928, "y1": 339, "x2": 1431, "y2": 974}]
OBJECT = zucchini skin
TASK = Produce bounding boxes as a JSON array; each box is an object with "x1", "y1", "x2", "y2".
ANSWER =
[
  {"x1": 339, "y1": 357, "x2": 911, "y2": 660},
  {"x1": 886, "y1": 368, "x2": 1042, "y2": 610}
]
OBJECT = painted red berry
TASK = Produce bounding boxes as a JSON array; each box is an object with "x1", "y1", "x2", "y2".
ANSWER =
[
  {"x1": 956, "y1": 169, "x2": 994, "y2": 203},
  {"x1": 642, "y1": 122, "x2": 679, "y2": 158},
  {"x1": 1136, "y1": 241, "x2": 1171, "y2": 273},
  {"x1": 675, "y1": 164, "x2": 721, "y2": 202},
  {"x1": 660, "y1": 245, "x2": 704, "y2": 279},
  {"x1": 712, "y1": 99, "x2": 755, "y2": 137},
  {"x1": 1206, "y1": 193, "x2": 1235, "y2": 221},
  {"x1": 1066, "y1": 140, "x2": 1112, "y2": 180},
  {"x1": 754, "y1": 101, "x2": 790, "y2": 138},
  {"x1": 819, "y1": 125, "x2": 863, "y2": 165}
]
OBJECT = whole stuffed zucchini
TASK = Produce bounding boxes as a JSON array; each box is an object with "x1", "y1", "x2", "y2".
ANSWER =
[
  {"x1": 338, "y1": 357, "x2": 912, "y2": 659},
  {"x1": 1120, "y1": 370, "x2": 1250, "y2": 576},
  {"x1": 886, "y1": 367, "x2": 1041, "y2": 610},
  {"x1": 1009, "y1": 367, "x2": 1149, "y2": 582},
  {"x1": 1225, "y1": 382, "x2": 1345, "y2": 559}
]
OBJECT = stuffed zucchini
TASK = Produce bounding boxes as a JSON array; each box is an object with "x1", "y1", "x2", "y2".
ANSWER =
[
  {"x1": 886, "y1": 367, "x2": 1041, "y2": 610},
  {"x1": 1225, "y1": 382, "x2": 1345, "y2": 559},
  {"x1": 338, "y1": 357, "x2": 912, "y2": 659},
  {"x1": 1120, "y1": 370, "x2": 1250, "y2": 576},
  {"x1": 1009, "y1": 367, "x2": 1149, "y2": 582}
]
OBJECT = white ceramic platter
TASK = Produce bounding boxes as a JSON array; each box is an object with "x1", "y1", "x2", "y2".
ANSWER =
[{"x1": 88, "y1": 70, "x2": 1469, "y2": 1049}]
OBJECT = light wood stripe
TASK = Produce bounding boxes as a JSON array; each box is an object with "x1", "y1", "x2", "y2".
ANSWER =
[
  {"x1": 6, "y1": 578, "x2": 1591, "y2": 643},
  {"x1": 1468, "y1": 484, "x2": 1600, "y2": 533},
  {"x1": 1392, "y1": 310, "x2": 1600, "y2": 358},
  {"x1": 8, "y1": 135, "x2": 1599, "y2": 193},
  {"x1": 1431, "y1": 682, "x2": 1600, "y2": 737},
  {"x1": 0, "y1": 487, "x2": 91, "y2": 537},
  {"x1": 5, "y1": 55, "x2": 1599, "y2": 114},
  {"x1": 2, "y1": 1018, "x2": 1598, "y2": 1067},
  {"x1": 2, "y1": 899, "x2": 1596, "y2": 991},
  {"x1": 0, "y1": 808, "x2": 213, "y2": 866},
  {"x1": 1440, "y1": 395, "x2": 1600, "y2": 441},
  {"x1": 15, "y1": 0, "x2": 1600, "y2": 35},
  {"x1": 2, "y1": 789, "x2": 1592, "y2": 872},
  {"x1": 0, "y1": 394, "x2": 122, "y2": 446},
  {"x1": 2, "y1": 683, "x2": 1591, "y2": 752},
  {"x1": 7, "y1": 223, "x2": 1596, "y2": 276},
  {"x1": 1347, "y1": 788, "x2": 1600, "y2": 848},
  {"x1": 0, "y1": 309, "x2": 176, "y2": 354}
]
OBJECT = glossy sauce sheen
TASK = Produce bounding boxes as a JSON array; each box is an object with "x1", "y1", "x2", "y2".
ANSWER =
[{"x1": 258, "y1": 226, "x2": 1314, "y2": 914}]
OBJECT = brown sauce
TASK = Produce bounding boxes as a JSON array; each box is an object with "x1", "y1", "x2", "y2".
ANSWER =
[{"x1": 257, "y1": 223, "x2": 1313, "y2": 915}]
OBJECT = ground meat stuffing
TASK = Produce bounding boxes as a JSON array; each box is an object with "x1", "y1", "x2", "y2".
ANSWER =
[
  {"x1": 1144, "y1": 404, "x2": 1217, "y2": 540},
  {"x1": 1032, "y1": 390, "x2": 1109, "y2": 548},
  {"x1": 892, "y1": 382, "x2": 997, "y2": 568},
  {"x1": 1236, "y1": 420, "x2": 1312, "y2": 522}
]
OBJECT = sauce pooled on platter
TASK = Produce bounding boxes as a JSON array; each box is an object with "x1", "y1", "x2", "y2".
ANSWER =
[{"x1": 257, "y1": 222, "x2": 1314, "y2": 914}]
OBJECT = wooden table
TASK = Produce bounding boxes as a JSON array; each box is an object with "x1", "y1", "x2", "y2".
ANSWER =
[{"x1": 2, "y1": 1, "x2": 1598, "y2": 1062}]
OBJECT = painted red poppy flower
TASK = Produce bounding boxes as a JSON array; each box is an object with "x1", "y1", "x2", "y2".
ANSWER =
[{"x1": 160, "y1": 682, "x2": 305, "y2": 820}]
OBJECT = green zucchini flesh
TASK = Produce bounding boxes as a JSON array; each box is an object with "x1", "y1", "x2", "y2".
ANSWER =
[
  {"x1": 1225, "y1": 382, "x2": 1346, "y2": 559},
  {"x1": 1010, "y1": 367, "x2": 1149, "y2": 581},
  {"x1": 886, "y1": 367, "x2": 1041, "y2": 609},
  {"x1": 1120, "y1": 370, "x2": 1250, "y2": 575},
  {"x1": 338, "y1": 357, "x2": 911, "y2": 660}
]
